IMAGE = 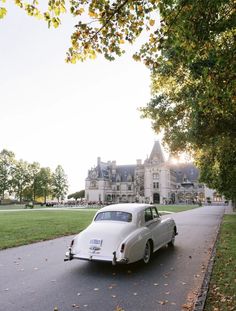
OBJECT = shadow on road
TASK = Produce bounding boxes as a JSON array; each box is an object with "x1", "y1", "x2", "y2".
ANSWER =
[{"x1": 67, "y1": 244, "x2": 178, "y2": 279}]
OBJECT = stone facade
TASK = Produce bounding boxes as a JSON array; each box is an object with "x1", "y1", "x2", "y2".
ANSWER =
[{"x1": 85, "y1": 141, "x2": 217, "y2": 204}]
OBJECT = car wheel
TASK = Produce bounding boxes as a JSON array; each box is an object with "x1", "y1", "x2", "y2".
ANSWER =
[
  {"x1": 168, "y1": 230, "x2": 175, "y2": 247},
  {"x1": 143, "y1": 240, "x2": 152, "y2": 264}
]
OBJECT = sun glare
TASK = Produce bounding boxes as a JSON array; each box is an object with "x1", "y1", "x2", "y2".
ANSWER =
[{"x1": 169, "y1": 152, "x2": 193, "y2": 164}]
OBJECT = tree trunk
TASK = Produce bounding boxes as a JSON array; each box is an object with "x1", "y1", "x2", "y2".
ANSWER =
[
  {"x1": 232, "y1": 199, "x2": 236, "y2": 212},
  {"x1": 44, "y1": 191, "x2": 47, "y2": 204}
]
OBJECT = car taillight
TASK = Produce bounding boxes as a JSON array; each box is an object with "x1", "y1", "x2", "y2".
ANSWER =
[{"x1": 120, "y1": 243, "x2": 125, "y2": 253}]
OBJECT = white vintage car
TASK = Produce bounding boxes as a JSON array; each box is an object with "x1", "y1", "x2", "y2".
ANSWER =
[{"x1": 64, "y1": 203, "x2": 177, "y2": 265}]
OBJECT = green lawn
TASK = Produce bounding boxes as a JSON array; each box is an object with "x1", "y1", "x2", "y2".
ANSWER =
[
  {"x1": 0, "y1": 204, "x2": 199, "y2": 250},
  {"x1": 204, "y1": 215, "x2": 236, "y2": 311},
  {"x1": 0, "y1": 209, "x2": 97, "y2": 249},
  {"x1": 0, "y1": 204, "x2": 35, "y2": 210},
  {"x1": 157, "y1": 204, "x2": 199, "y2": 213}
]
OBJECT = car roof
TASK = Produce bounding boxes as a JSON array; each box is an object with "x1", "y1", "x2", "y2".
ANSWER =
[{"x1": 98, "y1": 203, "x2": 152, "y2": 214}]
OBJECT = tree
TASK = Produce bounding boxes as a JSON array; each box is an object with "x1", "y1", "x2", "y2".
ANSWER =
[
  {"x1": 36, "y1": 167, "x2": 53, "y2": 204},
  {"x1": 0, "y1": 149, "x2": 15, "y2": 200},
  {"x1": 11, "y1": 159, "x2": 31, "y2": 203},
  {"x1": 28, "y1": 162, "x2": 41, "y2": 203},
  {"x1": 1, "y1": 0, "x2": 160, "y2": 62},
  {"x1": 68, "y1": 190, "x2": 85, "y2": 200},
  {"x1": 52, "y1": 165, "x2": 68, "y2": 202},
  {"x1": 197, "y1": 138, "x2": 236, "y2": 205}
]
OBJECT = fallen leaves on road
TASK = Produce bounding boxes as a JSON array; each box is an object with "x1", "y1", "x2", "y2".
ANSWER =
[
  {"x1": 182, "y1": 289, "x2": 199, "y2": 311},
  {"x1": 72, "y1": 304, "x2": 80, "y2": 308},
  {"x1": 181, "y1": 303, "x2": 192, "y2": 310},
  {"x1": 157, "y1": 300, "x2": 168, "y2": 305}
]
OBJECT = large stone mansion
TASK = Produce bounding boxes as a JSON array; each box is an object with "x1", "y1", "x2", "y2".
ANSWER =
[{"x1": 85, "y1": 141, "x2": 216, "y2": 204}]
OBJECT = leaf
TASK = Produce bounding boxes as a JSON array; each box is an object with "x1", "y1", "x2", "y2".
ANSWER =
[
  {"x1": 182, "y1": 303, "x2": 192, "y2": 310},
  {"x1": 149, "y1": 19, "x2": 155, "y2": 26},
  {"x1": 133, "y1": 54, "x2": 141, "y2": 62},
  {"x1": 157, "y1": 300, "x2": 168, "y2": 305},
  {"x1": 88, "y1": 11, "x2": 97, "y2": 18},
  {"x1": 72, "y1": 304, "x2": 80, "y2": 308},
  {"x1": 0, "y1": 7, "x2": 7, "y2": 19}
]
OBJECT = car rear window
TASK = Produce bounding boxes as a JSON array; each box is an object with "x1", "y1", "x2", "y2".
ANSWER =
[{"x1": 94, "y1": 211, "x2": 132, "y2": 222}]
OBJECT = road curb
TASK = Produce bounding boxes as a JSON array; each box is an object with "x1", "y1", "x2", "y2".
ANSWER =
[{"x1": 192, "y1": 209, "x2": 225, "y2": 311}]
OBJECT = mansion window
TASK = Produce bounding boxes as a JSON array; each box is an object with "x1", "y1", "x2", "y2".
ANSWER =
[
  {"x1": 117, "y1": 185, "x2": 120, "y2": 191},
  {"x1": 128, "y1": 185, "x2": 132, "y2": 191},
  {"x1": 153, "y1": 173, "x2": 159, "y2": 180},
  {"x1": 127, "y1": 175, "x2": 132, "y2": 182},
  {"x1": 153, "y1": 182, "x2": 159, "y2": 189},
  {"x1": 91, "y1": 181, "x2": 97, "y2": 188}
]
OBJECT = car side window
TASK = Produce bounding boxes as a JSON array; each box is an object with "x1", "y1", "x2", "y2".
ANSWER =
[
  {"x1": 145, "y1": 208, "x2": 153, "y2": 222},
  {"x1": 152, "y1": 207, "x2": 159, "y2": 218}
]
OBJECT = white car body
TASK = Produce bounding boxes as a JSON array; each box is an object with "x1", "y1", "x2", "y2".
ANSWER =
[{"x1": 65, "y1": 203, "x2": 177, "y2": 265}]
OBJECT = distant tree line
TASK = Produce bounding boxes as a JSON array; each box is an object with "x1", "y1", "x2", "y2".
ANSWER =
[
  {"x1": 67, "y1": 190, "x2": 85, "y2": 201},
  {"x1": 0, "y1": 149, "x2": 68, "y2": 203}
]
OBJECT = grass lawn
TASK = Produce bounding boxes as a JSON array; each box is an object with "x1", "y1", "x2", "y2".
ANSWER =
[
  {"x1": 0, "y1": 209, "x2": 97, "y2": 249},
  {"x1": 204, "y1": 215, "x2": 236, "y2": 311},
  {"x1": 0, "y1": 204, "x2": 34, "y2": 210},
  {"x1": 0, "y1": 204, "x2": 199, "y2": 250},
  {"x1": 157, "y1": 204, "x2": 199, "y2": 213}
]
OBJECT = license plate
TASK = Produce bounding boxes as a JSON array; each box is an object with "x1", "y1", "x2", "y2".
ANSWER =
[{"x1": 89, "y1": 239, "x2": 103, "y2": 246}]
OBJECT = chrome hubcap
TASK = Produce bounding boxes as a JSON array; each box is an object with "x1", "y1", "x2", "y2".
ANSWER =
[{"x1": 143, "y1": 242, "x2": 150, "y2": 263}]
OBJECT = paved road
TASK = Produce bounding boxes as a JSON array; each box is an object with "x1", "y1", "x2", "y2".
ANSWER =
[{"x1": 0, "y1": 206, "x2": 225, "y2": 311}]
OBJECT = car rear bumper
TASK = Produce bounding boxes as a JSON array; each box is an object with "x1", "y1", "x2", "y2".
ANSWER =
[{"x1": 64, "y1": 251, "x2": 129, "y2": 265}]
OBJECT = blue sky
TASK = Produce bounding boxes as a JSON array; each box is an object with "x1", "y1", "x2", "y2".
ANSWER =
[{"x1": 0, "y1": 3, "x2": 160, "y2": 193}]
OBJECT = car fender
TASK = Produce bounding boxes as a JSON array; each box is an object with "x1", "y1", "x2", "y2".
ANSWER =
[{"x1": 119, "y1": 227, "x2": 152, "y2": 263}]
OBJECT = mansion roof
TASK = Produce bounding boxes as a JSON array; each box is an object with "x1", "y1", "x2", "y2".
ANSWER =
[{"x1": 87, "y1": 141, "x2": 200, "y2": 184}]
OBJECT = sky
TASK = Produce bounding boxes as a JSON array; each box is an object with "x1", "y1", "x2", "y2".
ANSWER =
[{"x1": 0, "y1": 3, "x2": 161, "y2": 193}]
